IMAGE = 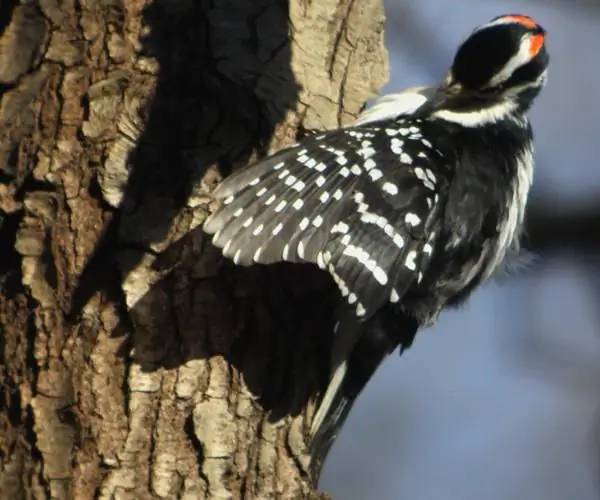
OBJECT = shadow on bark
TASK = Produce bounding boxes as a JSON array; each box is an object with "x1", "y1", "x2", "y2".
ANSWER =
[
  {"x1": 132, "y1": 240, "x2": 337, "y2": 421},
  {"x1": 68, "y1": 0, "x2": 338, "y2": 474},
  {"x1": 71, "y1": 0, "x2": 299, "y2": 312}
]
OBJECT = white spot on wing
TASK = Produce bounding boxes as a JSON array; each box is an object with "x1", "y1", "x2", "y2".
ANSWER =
[
  {"x1": 405, "y1": 250, "x2": 417, "y2": 270},
  {"x1": 373, "y1": 267, "x2": 388, "y2": 285},
  {"x1": 233, "y1": 248, "x2": 242, "y2": 264},
  {"x1": 298, "y1": 241, "x2": 305, "y2": 259},
  {"x1": 343, "y1": 244, "x2": 389, "y2": 286},
  {"x1": 405, "y1": 213, "x2": 421, "y2": 226},
  {"x1": 391, "y1": 138, "x2": 404, "y2": 154},
  {"x1": 393, "y1": 234, "x2": 404, "y2": 248},
  {"x1": 292, "y1": 180, "x2": 306, "y2": 192},
  {"x1": 414, "y1": 167, "x2": 436, "y2": 190},
  {"x1": 331, "y1": 222, "x2": 349, "y2": 234},
  {"x1": 400, "y1": 153, "x2": 412, "y2": 164},
  {"x1": 369, "y1": 169, "x2": 383, "y2": 181},
  {"x1": 316, "y1": 252, "x2": 325, "y2": 269},
  {"x1": 376, "y1": 216, "x2": 387, "y2": 228},
  {"x1": 272, "y1": 222, "x2": 284, "y2": 235},
  {"x1": 357, "y1": 146, "x2": 376, "y2": 159},
  {"x1": 382, "y1": 182, "x2": 398, "y2": 195},
  {"x1": 356, "y1": 303, "x2": 366, "y2": 317}
]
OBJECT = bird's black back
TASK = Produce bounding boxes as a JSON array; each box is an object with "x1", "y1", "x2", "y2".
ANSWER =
[{"x1": 395, "y1": 116, "x2": 533, "y2": 326}]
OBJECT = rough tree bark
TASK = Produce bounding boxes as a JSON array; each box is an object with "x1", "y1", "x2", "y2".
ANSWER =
[{"x1": 0, "y1": 1, "x2": 387, "y2": 498}]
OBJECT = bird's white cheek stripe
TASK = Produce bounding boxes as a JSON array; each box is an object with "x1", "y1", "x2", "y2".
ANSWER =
[{"x1": 487, "y1": 34, "x2": 538, "y2": 88}]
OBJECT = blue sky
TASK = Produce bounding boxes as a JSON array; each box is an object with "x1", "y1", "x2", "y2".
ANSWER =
[{"x1": 320, "y1": 2, "x2": 600, "y2": 499}]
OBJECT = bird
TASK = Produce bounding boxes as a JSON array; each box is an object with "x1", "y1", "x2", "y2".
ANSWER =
[{"x1": 203, "y1": 14, "x2": 549, "y2": 452}]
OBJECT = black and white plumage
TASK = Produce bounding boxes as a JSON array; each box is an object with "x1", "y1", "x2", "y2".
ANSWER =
[{"x1": 204, "y1": 14, "x2": 548, "y2": 450}]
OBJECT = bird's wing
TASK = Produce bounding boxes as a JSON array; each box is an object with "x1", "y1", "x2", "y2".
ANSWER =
[{"x1": 204, "y1": 121, "x2": 448, "y2": 319}]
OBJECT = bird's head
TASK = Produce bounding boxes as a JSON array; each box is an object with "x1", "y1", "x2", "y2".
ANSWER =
[{"x1": 428, "y1": 14, "x2": 549, "y2": 125}]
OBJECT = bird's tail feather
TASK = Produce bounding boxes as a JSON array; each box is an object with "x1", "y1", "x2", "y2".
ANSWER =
[
  {"x1": 309, "y1": 312, "x2": 418, "y2": 454},
  {"x1": 310, "y1": 358, "x2": 348, "y2": 440}
]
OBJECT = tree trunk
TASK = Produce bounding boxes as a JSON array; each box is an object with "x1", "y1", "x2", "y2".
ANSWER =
[{"x1": 0, "y1": 0, "x2": 387, "y2": 498}]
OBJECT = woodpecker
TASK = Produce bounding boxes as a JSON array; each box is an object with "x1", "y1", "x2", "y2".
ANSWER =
[{"x1": 203, "y1": 14, "x2": 548, "y2": 451}]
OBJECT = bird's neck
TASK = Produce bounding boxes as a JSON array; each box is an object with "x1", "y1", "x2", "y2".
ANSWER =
[
  {"x1": 426, "y1": 77, "x2": 545, "y2": 128},
  {"x1": 428, "y1": 94, "x2": 522, "y2": 127},
  {"x1": 431, "y1": 100, "x2": 519, "y2": 127}
]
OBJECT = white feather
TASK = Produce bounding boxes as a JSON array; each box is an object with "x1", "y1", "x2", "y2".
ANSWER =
[
  {"x1": 432, "y1": 99, "x2": 518, "y2": 127},
  {"x1": 353, "y1": 86, "x2": 436, "y2": 126},
  {"x1": 484, "y1": 145, "x2": 535, "y2": 280},
  {"x1": 311, "y1": 317, "x2": 363, "y2": 437},
  {"x1": 310, "y1": 360, "x2": 347, "y2": 436},
  {"x1": 487, "y1": 34, "x2": 539, "y2": 88}
]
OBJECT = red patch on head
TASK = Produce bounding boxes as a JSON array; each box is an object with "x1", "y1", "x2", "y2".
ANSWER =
[
  {"x1": 502, "y1": 14, "x2": 538, "y2": 29},
  {"x1": 529, "y1": 33, "x2": 545, "y2": 57}
]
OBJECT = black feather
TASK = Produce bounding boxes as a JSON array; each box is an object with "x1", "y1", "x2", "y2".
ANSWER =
[{"x1": 205, "y1": 121, "x2": 449, "y2": 318}]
